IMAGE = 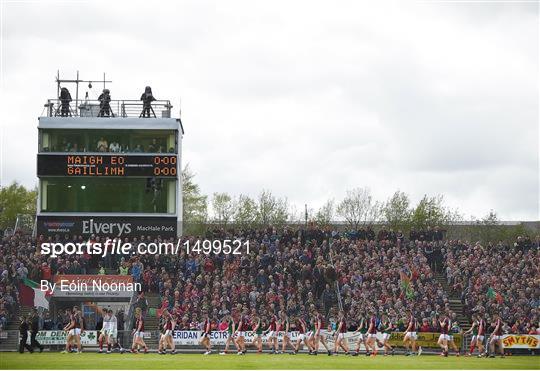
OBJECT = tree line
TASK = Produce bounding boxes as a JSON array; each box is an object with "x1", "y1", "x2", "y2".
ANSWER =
[
  {"x1": 184, "y1": 166, "x2": 464, "y2": 230},
  {"x1": 0, "y1": 166, "x2": 533, "y2": 244},
  {"x1": 182, "y1": 166, "x2": 532, "y2": 242}
]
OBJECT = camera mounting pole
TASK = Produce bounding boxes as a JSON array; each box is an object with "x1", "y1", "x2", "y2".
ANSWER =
[{"x1": 55, "y1": 70, "x2": 112, "y2": 116}]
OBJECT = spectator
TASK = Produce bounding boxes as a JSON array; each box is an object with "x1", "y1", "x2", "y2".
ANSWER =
[
  {"x1": 445, "y1": 241, "x2": 538, "y2": 330},
  {"x1": 109, "y1": 141, "x2": 121, "y2": 153},
  {"x1": 97, "y1": 137, "x2": 108, "y2": 152},
  {"x1": 1, "y1": 226, "x2": 536, "y2": 334}
]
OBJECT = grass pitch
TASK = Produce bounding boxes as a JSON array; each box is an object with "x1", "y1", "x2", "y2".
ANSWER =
[{"x1": 0, "y1": 352, "x2": 538, "y2": 370}]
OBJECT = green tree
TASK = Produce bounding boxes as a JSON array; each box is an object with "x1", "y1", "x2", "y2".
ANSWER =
[
  {"x1": 383, "y1": 190, "x2": 412, "y2": 231},
  {"x1": 315, "y1": 199, "x2": 335, "y2": 227},
  {"x1": 211, "y1": 192, "x2": 235, "y2": 226},
  {"x1": 336, "y1": 187, "x2": 374, "y2": 229},
  {"x1": 234, "y1": 194, "x2": 259, "y2": 227},
  {"x1": 271, "y1": 197, "x2": 290, "y2": 226},
  {"x1": 0, "y1": 182, "x2": 37, "y2": 230},
  {"x1": 182, "y1": 165, "x2": 208, "y2": 235},
  {"x1": 256, "y1": 190, "x2": 289, "y2": 226},
  {"x1": 409, "y1": 194, "x2": 457, "y2": 230}
]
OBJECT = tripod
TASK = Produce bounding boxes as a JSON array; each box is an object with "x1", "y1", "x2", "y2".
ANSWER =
[
  {"x1": 98, "y1": 103, "x2": 115, "y2": 117},
  {"x1": 140, "y1": 103, "x2": 156, "y2": 118},
  {"x1": 54, "y1": 101, "x2": 74, "y2": 117}
]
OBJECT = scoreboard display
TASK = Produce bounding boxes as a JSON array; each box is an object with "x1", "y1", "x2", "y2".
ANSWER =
[{"x1": 37, "y1": 154, "x2": 178, "y2": 177}]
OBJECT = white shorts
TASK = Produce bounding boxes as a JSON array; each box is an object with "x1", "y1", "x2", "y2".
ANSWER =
[
  {"x1": 108, "y1": 329, "x2": 117, "y2": 339},
  {"x1": 267, "y1": 331, "x2": 276, "y2": 338},
  {"x1": 134, "y1": 331, "x2": 143, "y2": 339},
  {"x1": 491, "y1": 335, "x2": 503, "y2": 341},
  {"x1": 298, "y1": 334, "x2": 306, "y2": 341},
  {"x1": 405, "y1": 331, "x2": 417, "y2": 340},
  {"x1": 69, "y1": 328, "x2": 81, "y2": 336},
  {"x1": 164, "y1": 329, "x2": 172, "y2": 337},
  {"x1": 438, "y1": 334, "x2": 450, "y2": 342},
  {"x1": 367, "y1": 333, "x2": 377, "y2": 339},
  {"x1": 448, "y1": 335, "x2": 454, "y2": 341},
  {"x1": 336, "y1": 333, "x2": 345, "y2": 341},
  {"x1": 283, "y1": 332, "x2": 291, "y2": 338},
  {"x1": 382, "y1": 333, "x2": 391, "y2": 341}
]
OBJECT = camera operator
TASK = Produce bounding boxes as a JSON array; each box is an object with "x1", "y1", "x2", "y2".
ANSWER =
[
  {"x1": 140, "y1": 86, "x2": 156, "y2": 117},
  {"x1": 98, "y1": 88, "x2": 114, "y2": 117},
  {"x1": 59, "y1": 87, "x2": 72, "y2": 117}
]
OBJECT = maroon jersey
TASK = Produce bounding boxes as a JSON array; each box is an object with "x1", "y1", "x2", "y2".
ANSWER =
[
  {"x1": 136, "y1": 317, "x2": 145, "y2": 331},
  {"x1": 441, "y1": 318, "x2": 449, "y2": 335},
  {"x1": 71, "y1": 314, "x2": 81, "y2": 329},
  {"x1": 203, "y1": 319, "x2": 211, "y2": 333},
  {"x1": 269, "y1": 316, "x2": 277, "y2": 331},
  {"x1": 297, "y1": 319, "x2": 307, "y2": 334},
  {"x1": 408, "y1": 316, "x2": 416, "y2": 332},
  {"x1": 478, "y1": 319, "x2": 486, "y2": 336},
  {"x1": 69, "y1": 314, "x2": 76, "y2": 328},
  {"x1": 251, "y1": 318, "x2": 261, "y2": 331},
  {"x1": 494, "y1": 319, "x2": 502, "y2": 336},
  {"x1": 164, "y1": 315, "x2": 173, "y2": 331},
  {"x1": 275, "y1": 317, "x2": 282, "y2": 332},
  {"x1": 368, "y1": 316, "x2": 377, "y2": 334},
  {"x1": 241, "y1": 316, "x2": 250, "y2": 331},
  {"x1": 339, "y1": 319, "x2": 347, "y2": 333}
]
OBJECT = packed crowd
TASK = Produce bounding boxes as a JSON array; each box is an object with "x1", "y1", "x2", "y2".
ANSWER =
[
  {"x1": 0, "y1": 227, "x2": 538, "y2": 336},
  {"x1": 332, "y1": 238, "x2": 453, "y2": 331},
  {"x1": 444, "y1": 240, "x2": 539, "y2": 335},
  {"x1": 0, "y1": 233, "x2": 43, "y2": 330},
  {"x1": 142, "y1": 227, "x2": 334, "y2": 330}
]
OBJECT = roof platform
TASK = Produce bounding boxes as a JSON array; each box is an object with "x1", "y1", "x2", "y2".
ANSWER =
[{"x1": 38, "y1": 116, "x2": 183, "y2": 132}]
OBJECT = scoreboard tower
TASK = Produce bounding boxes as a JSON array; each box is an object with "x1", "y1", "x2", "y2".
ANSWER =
[{"x1": 36, "y1": 81, "x2": 183, "y2": 239}]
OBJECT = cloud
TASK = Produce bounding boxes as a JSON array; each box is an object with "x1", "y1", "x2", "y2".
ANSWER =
[{"x1": 1, "y1": 0, "x2": 538, "y2": 220}]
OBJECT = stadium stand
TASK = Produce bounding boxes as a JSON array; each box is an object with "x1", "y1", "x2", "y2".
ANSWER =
[{"x1": 0, "y1": 227, "x2": 538, "y2": 344}]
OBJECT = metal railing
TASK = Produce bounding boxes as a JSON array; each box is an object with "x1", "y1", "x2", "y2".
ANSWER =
[
  {"x1": 124, "y1": 293, "x2": 138, "y2": 338},
  {"x1": 44, "y1": 99, "x2": 173, "y2": 118},
  {"x1": 328, "y1": 240, "x2": 344, "y2": 314}
]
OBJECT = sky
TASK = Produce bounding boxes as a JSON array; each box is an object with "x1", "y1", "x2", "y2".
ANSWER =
[{"x1": 0, "y1": 0, "x2": 538, "y2": 221}]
